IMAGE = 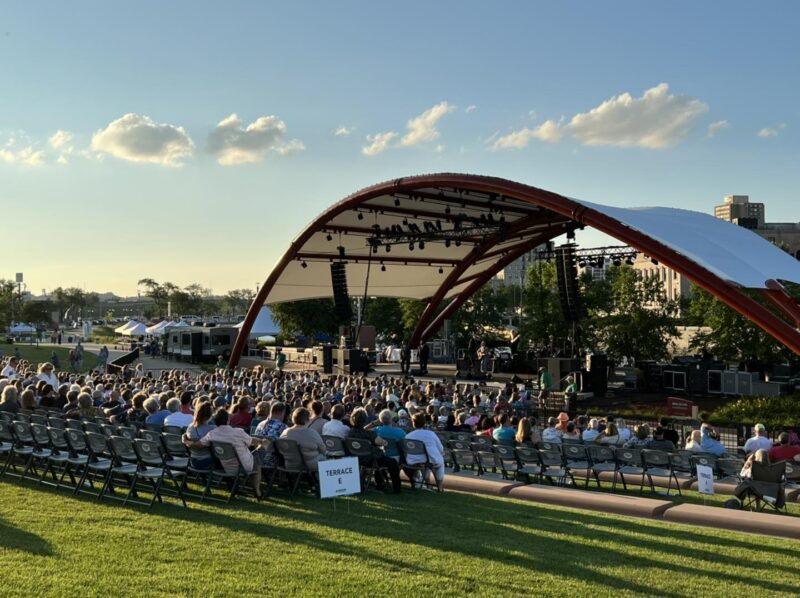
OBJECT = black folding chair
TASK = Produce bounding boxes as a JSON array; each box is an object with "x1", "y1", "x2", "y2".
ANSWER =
[
  {"x1": 587, "y1": 445, "x2": 617, "y2": 489},
  {"x1": 130, "y1": 438, "x2": 188, "y2": 508},
  {"x1": 614, "y1": 448, "x2": 644, "y2": 492},
  {"x1": 0, "y1": 420, "x2": 14, "y2": 476},
  {"x1": 640, "y1": 449, "x2": 680, "y2": 496},
  {"x1": 538, "y1": 448, "x2": 569, "y2": 486},
  {"x1": 344, "y1": 437, "x2": 386, "y2": 492},
  {"x1": 322, "y1": 435, "x2": 346, "y2": 458},
  {"x1": 448, "y1": 439, "x2": 477, "y2": 474},
  {"x1": 62, "y1": 428, "x2": 92, "y2": 494},
  {"x1": 82, "y1": 432, "x2": 115, "y2": 499},
  {"x1": 271, "y1": 438, "x2": 316, "y2": 497},
  {"x1": 399, "y1": 438, "x2": 437, "y2": 490},
  {"x1": 492, "y1": 445, "x2": 519, "y2": 481},
  {"x1": 515, "y1": 447, "x2": 542, "y2": 483},
  {"x1": 562, "y1": 444, "x2": 591, "y2": 488}
]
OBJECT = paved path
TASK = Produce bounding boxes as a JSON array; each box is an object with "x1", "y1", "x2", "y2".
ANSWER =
[{"x1": 36, "y1": 341, "x2": 204, "y2": 375}]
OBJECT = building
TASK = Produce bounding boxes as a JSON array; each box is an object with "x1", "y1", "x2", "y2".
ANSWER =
[
  {"x1": 714, "y1": 194, "x2": 765, "y2": 228},
  {"x1": 714, "y1": 194, "x2": 800, "y2": 259},
  {"x1": 498, "y1": 247, "x2": 544, "y2": 286},
  {"x1": 631, "y1": 253, "x2": 693, "y2": 304}
]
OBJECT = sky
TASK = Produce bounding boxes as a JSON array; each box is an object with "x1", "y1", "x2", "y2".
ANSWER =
[{"x1": 1, "y1": 1, "x2": 798, "y2": 297}]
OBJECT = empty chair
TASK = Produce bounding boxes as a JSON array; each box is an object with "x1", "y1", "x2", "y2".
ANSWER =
[
  {"x1": 139, "y1": 429, "x2": 161, "y2": 443},
  {"x1": 163, "y1": 425, "x2": 184, "y2": 436},
  {"x1": 492, "y1": 445, "x2": 519, "y2": 480},
  {"x1": 65, "y1": 419, "x2": 83, "y2": 431},
  {"x1": 691, "y1": 454, "x2": 717, "y2": 477},
  {"x1": 0, "y1": 420, "x2": 15, "y2": 476},
  {"x1": 717, "y1": 458, "x2": 745, "y2": 484},
  {"x1": 614, "y1": 448, "x2": 644, "y2": 492},
  {"x1": 344, "y1": 437, "x2": 387, "y2": 492},
  {"x1": 640, "y1": 449, "x2": 680, "y2": 495},
  {"x1": 448, "y1": 439, "x2": 477, "y2": 474},
  {"x1": 62, "y1": 428, "x2": 92, "y2": 494},
  {"x1": 160, "y1": 434, "x2": 190, "y2": 471},
  {"x1": 450, "y1": 431, "x2": 471, "y2": 442},
  {"x1": 29, "y1": 414, "x2": 48, "y2": 426},
  {"x1": 83, "y1": 421, "x2": 103, "y2": 435},
  {"x1": 43, "y1": 427, "x2": 72, "y2": 488},
  {"x1": 587, "y1": 445, "x2": 617, "y2": 489},
  {"x1": 100, "y1": 424, "x2": 118, "y2": 438},
  {"x1": 48, "y1": 417, "x2": 66, "y2": 429},
  {"x1": 515, "y1": 447, "x2": 542, "y2": 483},
  {"x1": 562, "y1": 444, "x2": 591, "y2": 488},
  {"x1": 128, "y1": 438, "x2": 187, "y2": 508},
  {"x1": 83, "y1": 432, "x2": 115, "y2": 499},
  {"x1": 116, "y1": 426, "x2": 137, "y2": 441},
  {"x1": 538, "y1": 448, "x2": 569, "y2": 486},
  {"x1": 8, "y1": 421, "x2": 36, "y2": 480}
]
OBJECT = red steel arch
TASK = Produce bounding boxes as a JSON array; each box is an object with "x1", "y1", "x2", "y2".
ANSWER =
[{"x1": 229, "y1": 174, "x2": 800, "y2": 368}]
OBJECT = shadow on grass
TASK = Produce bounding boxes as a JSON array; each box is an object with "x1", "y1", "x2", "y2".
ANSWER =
[
  {"x1": 0, "y1": 519, "x2": 54, "y2": 556},
  {"x1": 4, "y1": 478, "x2": 800, "y2": 594}
]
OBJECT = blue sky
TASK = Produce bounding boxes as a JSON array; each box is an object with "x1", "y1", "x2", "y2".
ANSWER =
[{"x1": 1, "y1": 1, "x2": 797, "y2": 296}]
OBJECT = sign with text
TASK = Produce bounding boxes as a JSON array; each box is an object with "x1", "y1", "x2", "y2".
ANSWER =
[
  {"x1": 696, "y1": 464, "x2": 715, "y2": 495},
  {"x1": 318, "y1": 457, "x2": 361, "y2": 499},
  {"x1": 666, "y1": 396, "x2": 695, "y2": 417}
]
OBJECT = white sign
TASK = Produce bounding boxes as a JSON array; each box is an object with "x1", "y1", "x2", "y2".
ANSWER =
[
  {"x1": 696, "y1": 464, "x2": 715, "y2": 495},
  {"x1": 318, "y1": 457, "x2": 361, "y2": 499}
]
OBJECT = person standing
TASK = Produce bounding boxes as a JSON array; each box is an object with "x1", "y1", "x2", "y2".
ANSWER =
[
  {"x1": 275, "y1": 348, "x2": 287, "y2": 373},
  {"x1": 98, "y1": 346, "x2": 109, "y2": 374},
  {"x1": 418, "y1": 342, "x2": 430, "y2": 375},
  {"x1": 400, "y1": 341, "x2": 411, "y2": 376},
  {"x1": 477, "y1": 340, "x2": 490, "y2": 376},
  {"x1": 538, "y1": 366, "x2": 552, "y2": 411}
]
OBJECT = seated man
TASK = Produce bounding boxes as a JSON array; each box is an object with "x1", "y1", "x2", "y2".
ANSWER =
[
  {"x1": 405, "y1": 412, "x2": 446, "y2": 492},
  {"x1": 700, "y1": 423, "x2": 727, "y2": 457},
  {"x1": 348, "y1": 407, "x2": 401, "y2": 493},
  {"x1": 743, "y1": 423, "x2": 773, "y2": 454},
  {"x1": 645, "y1": 426, "x2": 676, "y2": 451},
  {"x1": 322, "y1": 404, "x2": 350, "y2": 439},
  {"x1": 374, "y1": 409, "x2": 406, "y2": 460},
  {"x1": 541, "y1": 417, "x2": 562, "y2": 444},
  {"x1": 164, "y1": 397, "x2": 193, "y2": 428},
  {"x1": 768, "y1": 432, "x2": 800, "y2": 463}
]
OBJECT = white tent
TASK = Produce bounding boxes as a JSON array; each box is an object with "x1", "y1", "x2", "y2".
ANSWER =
[
  {"x1": 121, "y1": 322, "x2": 147, "y2": 336},
  {"x1": 10, "y1": 323, "x2": 36, "y2": 334},
  {"x1": 115, "y1": 320, "x2": 140, "y2": 334},
  {"x1": 170, "y1": 320, "x2": 190, "y2": 328},
  {"x1": 235, "y1": 307, "x2": 279, "y2": 338},
  {"x1": 145, "y1": 320, "x2": 171, "y2": 336}
]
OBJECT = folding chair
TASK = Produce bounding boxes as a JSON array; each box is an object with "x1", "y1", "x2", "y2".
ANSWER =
[
  {"x1": 322, "y1": 435, "x2": 346, "y2": 458},
  {"x1": 587, "y1": 445, "x2": 617, "y2": 489},
  {"x1": 344, "y1": 437, "x2": 387, "y2": 492},
  {"x1": 717, "y1": 458, "x2": 745, "y2": 484},
  {"x1": 0, "y1": 420, "x2": 16, "y2": 476},
  {"x1": 471, "y1": 437, "x2": 498, "y2": 476},
  {"x1": 47, "y1": 416, "x2": 66, "y2": 430},
  {"x1": 399, "y1": 438, "x2": 436, "y2": 489},
  {"x1": 65, "y1": 419, "x2": 83, "y2": 431},
  {"x1": 63, "y1": 429, "x2": 92, "y2": 494},
  {"x1": 448, "y1": 439, "x2": 477, "y2": 474},
  {"x1": 737, "y1": 461, "x2": 787, "y2": 513},
  {"x1": 163, "y1": 425, "x2": 184, "y2": 436},
  {"x1": 205, "y1": 442, "x2": 255, "y2": 503},
  {"x1": 538, "y1": 448, "x2": 569, "y2": 486},
  {"x1": 271, "y1": 438, "x2": 316, "y2": 497},
  {"x1": 9, "y1": 421, "x2": 36, "y2": 480},
  {"x1": 614, "y1": 448, "x2": 644, "y2": 492},
  {"x1": 83, "y1": 421, "x2": 103, "y2": 435},
  {"x1": 27, "y1": 423, "x2": 55, "y2": 483},
  {"x1": 640, "y1": 449, "x2": 680, "y2": 496},
  {"x1": 82, "y1": 432, "x2": 115, "y2": 499},
  {"x1": 515, "y1": 447, "x2": 542, "y2": 483},
  {"x1": 130, "y1": 438, "x2": 188, "y2": 508},
  {"x1": 44, "y1": 427, "x2": 73, "y2": 488},
  {"x1": 450, "y1": 431, "x2": 471, "y2": 442},
  {"x1": 29, "y1": 414, "x2": 48, "y2": 426},
  {"x1": 107, "y1": 435, "x2": 141, "y2": 499},
  {"x1": 139, "y1": 429, "x2": 161, "y2": 443},
  {"x1": 492, "y1": 445, "x2": 519, "y2": 480},
  {"x1": 562, "y1": 444, "x2": 591, "y2": 488},
  {"x1": 690, "y1": 454, "x2": 717, "y2": 478},
  {"x1": 100, "y1": 424, "x2": 118, "y2": 438},
  {"x1": 161, "y1": 434, "x2": 190, "y2": 471},
  {"x1": 116, "y1": 426, "x2": 137, "y2": 441},
  {"x1": 537, "y1": 441, "x2": 559, "y2": 452}
]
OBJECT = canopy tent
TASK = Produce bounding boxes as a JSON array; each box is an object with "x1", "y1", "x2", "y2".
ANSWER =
[
  {"x1": 229, "y1": 173, "x2": 800, "y2": 366},
  {"x1": 9, "y1": 323, "x2": 36, "y2": 334},
  {"x1": 145, "y1": 320, "x2": 172, "y2": 336},
  {"x1": 114, "y1": 320, "x2": 140, "y2": 334},
  {"x1": 170, "y1": 320, "x2": 190, "y2": 328},
  {"x1": 121, "y1": 322, "x2": 147, "y2": 336},
  {"x1": 234, "y1": 306, "x2": 279, "y2": 337}
]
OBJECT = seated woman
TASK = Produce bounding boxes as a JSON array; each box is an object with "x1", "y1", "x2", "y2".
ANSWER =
[
  {"x1": 183, "y1": 408, "x2": 268, "y2": 499},
  {"x1": 280, "y1": 407, "x2": 327, "y2": 470},
  {"x1": 184, "y1": 402, "x2": 216, "y2": 470}
]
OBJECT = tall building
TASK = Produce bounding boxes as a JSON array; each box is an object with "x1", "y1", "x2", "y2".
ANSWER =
[
  {"x1": 499, "y1": 247, "x2": 545, "y2": 286},
  {"x1": 714, "y1": 194, "x2": 765, "y2": 228},
  {"x1": 631, "y1": 253, "x2": 692, "y2": 305},
  {"x1": 714, "y1": 194, "x2": 800, "y2": 259}
]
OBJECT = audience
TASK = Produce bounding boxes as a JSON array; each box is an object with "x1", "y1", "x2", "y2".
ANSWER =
[
  {"x1": 280, "y1": 407, "x2": 327, "y2": 470},
  {"x1": 743, "y1": 423, "x2": 772, "y2": 454}
]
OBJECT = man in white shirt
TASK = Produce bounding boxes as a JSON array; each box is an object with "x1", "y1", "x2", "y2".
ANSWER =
[
  {"x1": 321, "y1": 404, "x2": 350, "y2": 439},
  {"x1": 541, "y1": 417, "x2": 563, "y2": 444},
  {"x1": 164, "y1": 397, "x2": 194, "y2": 428},
  {"x1": 1, "y1": 357, "x2": 20, "y2": 380},
  {"x1": 743, "y1": 423, "x2": 773, "y2": 454}
]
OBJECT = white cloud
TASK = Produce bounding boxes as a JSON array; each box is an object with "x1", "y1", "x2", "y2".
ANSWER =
[
  {"x1": 48, "y1": 130, "x2": 73, "y2": 150},
  {"x1": 492, "y1": 120, "x2": 562, "y2": 150},
  {"x1": 567, "y1": 83, "x2": 708, "y2": 148},
  {"x1": 361, "y1": 131, "x2": 397, "y2": 156},
  {"x1": 706, "y1": 120, "x2": 729, "y2": 138},
  {"x1": 757, "y1": 123, "x2": 786, "y2": 138},
  {"x1": 207, "y1": 113, "x2": 304, "y2": 165},
  {"x1": 434, "y1": 144, "x2": 445, "y2": 153},
  {"x1": 398, "y1": 101, "x2": 455, "y2": 147},
  {"x1": 333, "y1": 126, "x2": 352, "y2": 137},
  {"x1": 465, "y1": 105, "x2": 477, "y2": 113},
  {"x1": 91, "y1": 113, "x2": 194, "y2": 166},
  {"x1": 0, "y1": 144, "x2": 45, "y2": 166}
]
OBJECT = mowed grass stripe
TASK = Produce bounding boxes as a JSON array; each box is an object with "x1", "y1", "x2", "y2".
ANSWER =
[{"x1": 0, "y1": 481, "x2": 798, "y2": 597}]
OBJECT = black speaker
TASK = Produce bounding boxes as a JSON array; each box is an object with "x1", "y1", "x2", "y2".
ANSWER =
[
  {"x1": 330, "y1": 262, "x2": 353, "y2": 323},
  {"x1": 589, "y1": 354, "x2": 608, "y2": 397},
  {"x1": 555, "y1": 244, "x2": 583, "y2": 322}
]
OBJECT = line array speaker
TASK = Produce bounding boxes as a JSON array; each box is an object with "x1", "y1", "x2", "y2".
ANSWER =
[
  {"x1": 555, "y1": 244, "x2": 584, "y2": 322},
  {"x1": 330, "y1": 261, "x2": 353, "y2": 324}
]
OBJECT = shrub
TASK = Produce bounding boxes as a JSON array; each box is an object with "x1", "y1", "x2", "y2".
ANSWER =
[{"x1": 708, "y1": 394, "x2": 800, "y2": 428}]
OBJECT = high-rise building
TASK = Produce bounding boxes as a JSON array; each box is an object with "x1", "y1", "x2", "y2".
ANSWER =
[
  {"x1": 714, "y1": 194, "x2": 765, "y2": 228},
  {"x1": 498, "y1": 246, "x2": 545, "y2": 286},
  {"x1": 631, "y1": 254, "x2": 692, "y2": 306}
]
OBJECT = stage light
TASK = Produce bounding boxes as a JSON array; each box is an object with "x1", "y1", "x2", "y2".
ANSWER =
[
  {"x1": 385, "y1": 244, "x2": 391, "y2": 253},
  {"x1": 445, "y1": 239, "x2": 451, "y2": 248},
  {"x1": 613, "y1": 257, "x2": 622, "y2": 266},
  {"x1": 357, "y1": 212, "x2": 364, "y2": 220},
  {"x1": 326, "y1": 233, "x2": 332, "y2": 241},
  {"x1": 301, "y1": 261, "x2": 308, "y2": 269},
  {"x1": 625, "y1": 257, "x2": 634, "y2": 266},
  {"x1": 394, "y1": 198, "x2": 400, "y2": 207},
  {"x1": 381, "y1": 264, "x2": 386, "y2": 272},
  {"x1": 408, "y1": 241, "x2": 414, "y2": 251},
  {"x1": 438, "y1": 267, "x2": 443, "y2": 274},
  {"x1": 418, "y1": 240, "x2": 425, "y2": 249},
  {"x1": 651, "y1": 258, "x2": 659, "y2": 265},
  {"x1": 578, "y1": 260, "x2": 586, "y2": 268},
  {"x1": 445, "y1": 206, "x2": 451, "y2": 214},
  {"x1": 454, "y1": 239, "x2": 461, "y2": 247}
]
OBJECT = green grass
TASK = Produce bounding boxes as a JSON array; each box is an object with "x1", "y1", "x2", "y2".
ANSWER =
[
  {"x1": 0, "y1": 344, "x2": 99, "y2": 373},
  {"x1": 1, "y1": 479, "x2": 798, "y2": 597}
]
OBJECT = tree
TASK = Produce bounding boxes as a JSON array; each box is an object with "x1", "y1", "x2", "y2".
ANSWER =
[
  {"x1": 270, "y1": 299, "x2": 340, "y2": 339},
  {"x1": 362, "y1": 297, "x2": 404, "y2": 341},
  {"x1": 398, "y1": 299, "x2": 426, "y2": 338},
  {"x1": 223, "y1": 289, "x2": 256, "y2": 316},
  {"x1": 137, "y1": 279, "x2": 171, "y2": 315},
  {"x1": 20, "y1": 301, "x2": 54, "y2": 328},
  {"x1": 587, "y1": 265, "x2": 679, "y2": 360},
  {"x1": 449, "y1": 286, "x2": 508, "y2": 346},
  {"x1": 0, "y1": 279, "x2": 19, "y2": 329},
  {"x1": 687, "y1": 285, "x2": 793, "y2": 362},
  {"x1": 519, "y1": 260, "x2": 571, "y2": 346}
]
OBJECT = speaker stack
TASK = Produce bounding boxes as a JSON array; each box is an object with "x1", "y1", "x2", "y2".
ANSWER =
[{"x1": 555, "y1": 244, "x2": 584, "y2": 322}]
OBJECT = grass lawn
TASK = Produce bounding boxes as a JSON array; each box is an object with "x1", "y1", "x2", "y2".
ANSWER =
[
  {"x1": 1, "y1": 480, "x2": 798, "y2": 597},
  {"x1": 0, "y1": 343, "x2": 99, "y2": 373}
]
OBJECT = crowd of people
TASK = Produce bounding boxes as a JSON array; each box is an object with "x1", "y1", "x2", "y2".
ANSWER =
[{"x1": 2, "y1": 352, "x2": 798, "y2": 500}]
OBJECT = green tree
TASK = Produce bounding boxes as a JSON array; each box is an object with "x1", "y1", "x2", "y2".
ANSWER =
[
  {"x1": 362, "y1": 297, "x2": 405, "y2": 341},
  {"x1": 588, "y1": 265, "x2": 679, "y2": 360},
  {"x1": 398, "y1": 299, "x2": 426, "y2": 338},
  {"x1": 519, "y1": 260, "x2": 571, "y2": 346},
  {"x1": 20, "y1": 301, "x2": 54, "y2": 328},
  {"x1": 223, "y1": 289, "x2": 256, "y2": 316},
  {"x1": 270, "y1": 299, "x2": 340, "y2": 339},
  {"x1": 0, "y1": 279, "x2": 19, "y2": 329},
  {"x1": 687, "y1": 285, "x2": 792, "y2": 362},
  {"x1": 449, "y1": 286, "x2": 508, "y2": 345}
]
